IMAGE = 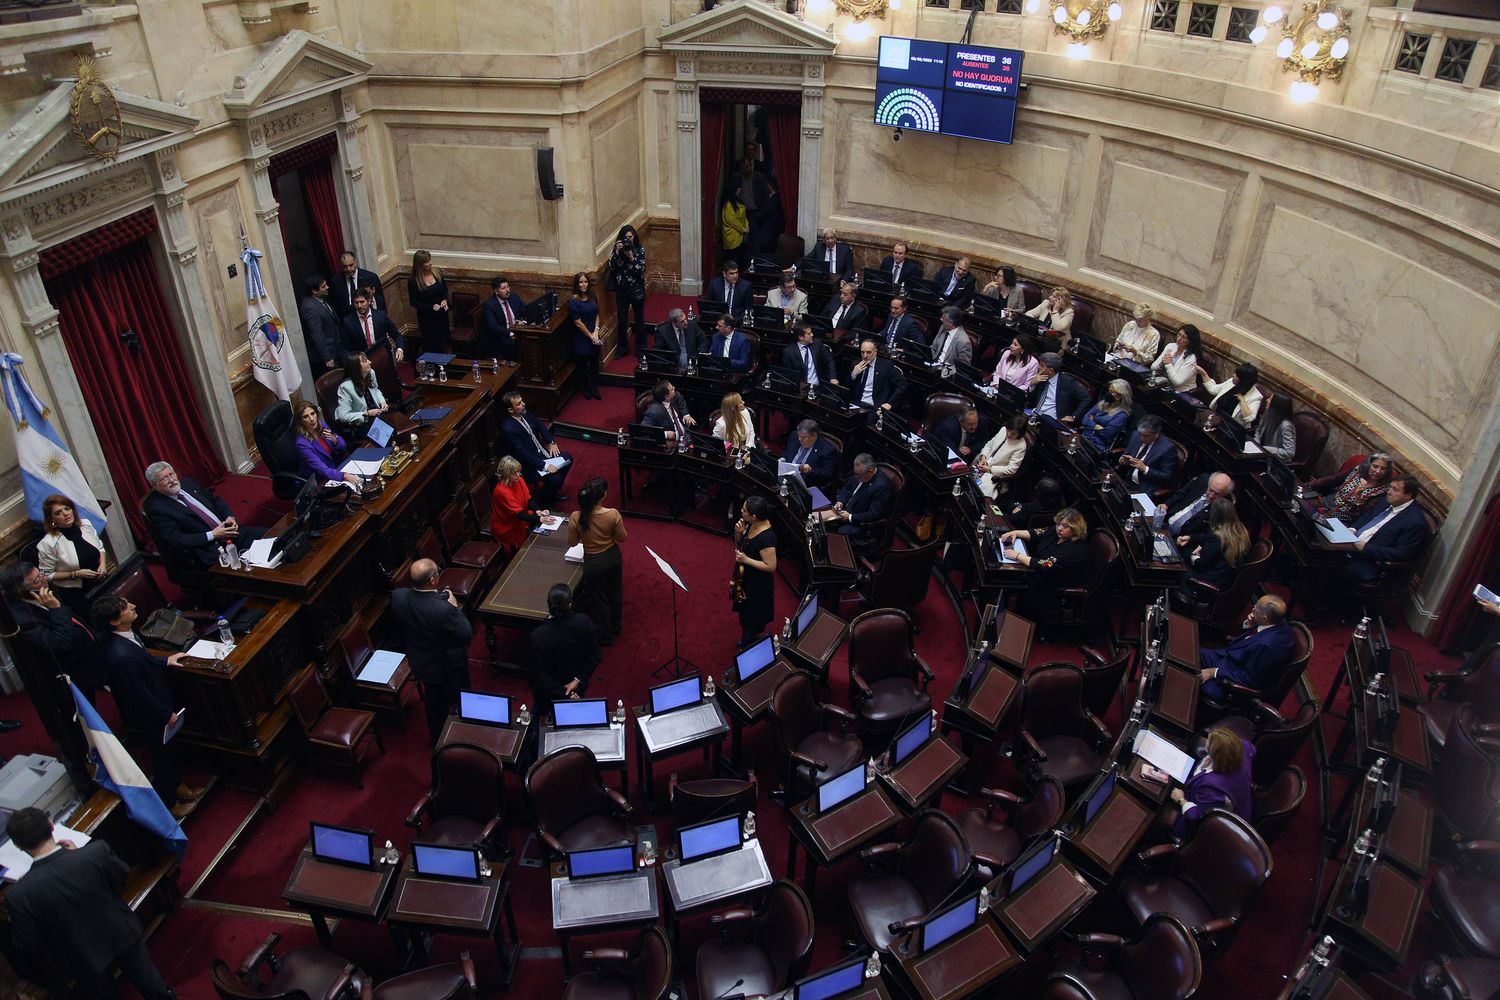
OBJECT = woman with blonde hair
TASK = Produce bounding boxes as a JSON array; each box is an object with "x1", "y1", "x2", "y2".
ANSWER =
[
  {"x1": 713, "y1": 391, "x2": 756, "y2": 450},
  {"x1": 1179, "y1": 497, "x2": 1250, "y2": 592},
  {"x1": 999, "y1": 507, "x2": 1091, "y2": 619},
  {"x1": 491, "y1": 455, "x2": 555, "y2": 549},
  {"x1": 407, "y1": 248, "x2": 451, "y2": 352},
  {"x1": 37, "y1": 494, "x2": 106, "y2": 618},
  {"x1": 1026, "y1": 286, "x2": 1075, "y2": 350},
  {"x1": 292, "y1": 399, "x2": 358, "y2": 485},
  {"x1": 1111, "y1": 303, "x2": 1160, "y2": 366},
  {"x1": 1165, "y1": 726, "x2": 1254, "y2": 838},
  {"x1": 1079, "y1": 378, "x2": 1133, "y2": 450}
]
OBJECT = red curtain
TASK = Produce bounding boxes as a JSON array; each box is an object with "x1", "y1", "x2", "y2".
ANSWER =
[
  {"x1": 299, "y1": 156, "x2": 346, "y2": 278},
  {"x1": 699, "y1": 102, "x2": 729, "y2": 283},
  {"x1": 43, "y1": 234, "x2": 227, "y2": 546},
  {"x1": 767, "y1": 105, "x2": 801, "y2": 242},
  {"x1": 1432, "y1": 491, "x2": 1500, "y2": 650}
]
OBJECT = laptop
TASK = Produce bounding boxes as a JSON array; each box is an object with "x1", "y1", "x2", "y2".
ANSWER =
[
  {"x1": 754, "y1": 305, "x2": 788, "y2": 329},
  {"x1": 1003, "y1": 836, "x2": 1057, "y2": 896},
  {"x1": 735, "y1": 635, "x2": 778, "y2": 684},
  {"x1": 411, "y1": 842, "x2": 482, "y2": 881},
  {"x1": 794, "y1": 956, "x2": 868, "y2": 1000},
  {"x1": 649, "y1": 674, "x2": 705, "y2": 716},
  {"x1": 892, "y1": 712, "x2": 934, "y2": 766},
  {"x1": 690, "y1": 428, "x2": 727, "y2": 456},
  {"x1": 367, "y1": 416, "x2": 395, "y2": 448},
  {"x1": 793, "y1": 592, "x2": 819, "y2": 640},
  {"x1": 554, "y1": 698, "x2": 610, "y2": 728},
  {"x1": 678, "y1": 814, "x2": 743, "y2": 864},
  {"x1": 310, "y1": 822, "x2": 374, "y2": 868},
  {"x1": 457, "y1": 691, "x2": 511, "y2": 727},
  {"x1": 814, "y1": 761, "x2": 867, "y2": 815},
  {"x1": 920, "y1": 892, "x2": 980, "y2": 953},
  {"x1": 567, "y1": 844, "x2": 636, "y2": 880}
]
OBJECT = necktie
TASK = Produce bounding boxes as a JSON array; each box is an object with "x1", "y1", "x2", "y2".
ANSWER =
[
  {"x1": 892, "y1": 262, "x2": 902, "y2": 284},
  {"x1": 795, "y1": 445, "x2": 810, "y2": 465},
  {"x1": 722, "y1": 336, "x2": 732, "y2": 359},
  {"x1": 885, "y1": 317, "x2": 898, "y2": 349},
  {"x1": 669, "y1": 404, "x2": 684, "y2": 439},
  {"x1": 1171, "y1": 496, "x2": 1207, "y2": 534},
  {"x1": 518, "y1": 417, "x2": 547, "y2": 460},
  {"x1": 827, "y1": 247, "x2": 834, "y2": 267},
  {"x1": 178, "y1": 492, "x2": 219, "y2": 529},
  {"x1": 946, "y1": 273, "x2": 958, "y2": 296},
  {"x1": 71, "y1": 617, "x2": 94, "y2": 641},
  {"x1": 348, "y1": 278, "x2": 356, "y2": 305},
  {"x1": 1137, "y1": 443, "x2": 1149, "y2": 463},
  {"x1": 678, "y1": 332, "x2": 689, "y2": 370},
  {"x1": 362, "y1": 313, "x2": 374, "y2": 348},
  {"x1": 802, "y1": 346, "x2": 816, "y2": 384},
  {"x1": 935, "y1": 332, "x2": 949, "y2": 362},
  {"x1": 501, "y1": 299, "x2": 514, "y2": 327},
  {"x1": 724, "y1": 284, "x2": 733, "y2": 310}
]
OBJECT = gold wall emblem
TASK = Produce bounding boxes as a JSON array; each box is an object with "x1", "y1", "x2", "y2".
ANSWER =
[{"x1": 69, "y1": 57, "x2": 122, "y2": 162}]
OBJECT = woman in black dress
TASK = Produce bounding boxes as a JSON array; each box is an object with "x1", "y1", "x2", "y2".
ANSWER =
[
  {"x1": 1179, "y1": 497, "x2": 1250, "y2": 596},
  {"x1": 1000, "y1": 507, "x2": 1091, "y2": 619},
  {"x1": 567, "y1": 271, "x2": 602, "y2": 399},
  {"x1": 608, "y1": 224, "x2": 647, "y2": 357},
  {"x1": 732, "y1": 495, "x2": 778, "y2": 649},
  {"x1": 407, "y1": 249, "x2": 451, "y2": 353}
]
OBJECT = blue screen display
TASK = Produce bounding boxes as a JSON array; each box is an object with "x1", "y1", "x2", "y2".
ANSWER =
[
  {"x1": 459, "y1": 691, "x2": 510, "y2": 725},
  {"x1": 877, "y1": 36, "x2": 949, "y2": 88},
  {"x1": 680, "y1": 815, "x2": 741, "y2": 862},
  {"x1": 555, "y1": 698, "x2": 608, "y2": 728},
  {"x1": 817, "y1": 762, "x2": 867, "y2": 814},
  {"x1": 940, "y1": 88, "x2": 1020, "y2": 145},
  {"x1": 1009, "y1": 838, "x2": 1056, "y2": 894},
  {"x1": 1083, "y1": 771, "x2": 1116, "y2": 826},
  {"x1": 367, "y1": 417, "x2": 394, "y2": 447},
  {"x1": 311, "y1": 824, "x2": 371, "y2": 866},
  {"x1": 796, "y1": 958, "x2": 867, "y2": 1000},
  {"x1": 875, "y1": 36, "x2": 1024, "y2": 145},
  {"x1": 569, "y1": 844, "x2": 636, "y2": 879},
  {"x1": 651, "y1": 675, "x2": 702, "y2": 715},
  {"x1": 795, "y1": 593, "x2": 819, "y2": 639},
  {"x1": 922, "y1": 894, "x2": 978, "y2": 953},
  {"x1": 894, "y1": 714, "x2": 933, "y2": 765},
  {"x1": 413, "y1": 844, "x2": 479, "y2": 880},
  {"x1": 736, "y1": 636, "x2": 776, "y2": 681}
]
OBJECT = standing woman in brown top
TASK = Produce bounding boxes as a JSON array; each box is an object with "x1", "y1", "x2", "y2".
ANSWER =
[{"x1": 567, "y1": 476, "x2": 627, "y2": 645}]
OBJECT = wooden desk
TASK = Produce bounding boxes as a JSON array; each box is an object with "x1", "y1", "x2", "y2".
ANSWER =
[
  {"x1": 993, "y1": 612, "x2": 1035, "y2": 670},
  {"x1": 717, "y1": 658, "x2": 795, "y2": 763},
  {"x1": 786, "y1": 784, "x2": 903, "y2": 894},
  {"x1": 784, "y1": 608, "x2": 849, "y2": 684},
  {"x1": 549, "y1": 863, "x2": 660, "y2": 975},
  {"x1": 1151, "y1": 664, "x2": 1201, "y2": 735},
  {"x1": 633, "y1": 702, "x2": 729, "y2": 804},
  {"x1": 436, "y1": 717, "x2": 530, "y2": 771},
  {"x1": 1164, "y1": 612, "x2": 1199, "y2": 669},
  {"x1": 1322, "y1": 859, "x2": 1424, "y2": 970},
  {"x1": 385, "y1": 856, "x2": 520, "y2": 987},
  {"x1": 476, "y1": 527, "x2": 581, "y2": 670},
  {"x1": 879, "y1": 735, "x2": 968, "y2": 812},
  {"x1": 1066, "y1": 786, "x2": 1155, "y2": 878},
  {"x1": 993, "y1": 857, "x2": 1097, "y2": 953},
  {"x1": 942, "y1": 659, "x2": 1022, "y2": 741},
  {"x1": 891, "y1": 915, "x2": 1020, "y2": 1000},
  {"x1": 282, "y1": 845, "x2": 400, "y2": 948}
]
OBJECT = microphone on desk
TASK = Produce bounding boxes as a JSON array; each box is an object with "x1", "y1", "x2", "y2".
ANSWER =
[{"x1": 713, "y1": 979, "x2": 746, "y2": 1000}]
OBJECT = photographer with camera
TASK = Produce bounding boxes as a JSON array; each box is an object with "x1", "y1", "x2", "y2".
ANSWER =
[{"x1": 390, "y1": 558, "x2": 473, "y2": 744}]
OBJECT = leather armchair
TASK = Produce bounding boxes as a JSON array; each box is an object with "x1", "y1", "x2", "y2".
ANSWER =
[
  {"x1": 286, "y1": 667, "x2": 382, "y2": 788},
  {"x1": 922, "y1": 392, "x2": 969, "y2": 437},
  {"x1": 1288, "y1": 411, "x2": 1329, "y2": 473},
  {"x1": 847, "y1": 609, "x2": 934, "y2": 748},
  {"x1": 211, "y1": 932, "x2": 367, "y2": 1000},
  {"x1": 955, "y1": 777, "x2": 1065, "y2": 871},
  {"x1": 437, "y1": 499, "x2": 505, "y2": 588},
  {"x1": 847, "y1": 811, "x2": 972, "y2": 953},
  {"x1": 1421, "y1": 644, "x2": 1500, "y2": 752},
  {"x1": 857, "y1": 538, "x2": 941, "y2": 614},
  {"x1": 360, "y1": 954, "x2": 476, "y2": 1000},
  {"x1": 406, "y1": 743, "x2": 506, "y2": 859},
  {"x1": 1209, "y1": 696, "x2": 1319, "y2": 790},
  {"x1": 449, "y1": 291, "x2": 481, "y2": 356},
  {"x1": 252, "y1": 401, "x2": 309, "y2": 501},
  {"x1": 1201, "y1": 621, "x2": 1311, "y2": 721},
  {"x1": 314, "y1": 370, "x2": 344, "y2": 431},
  {"x1": 1434, "y1": 707, "x2": 1500, "y2": 843},
  {"x1": 669, "y1": 773, "x2": 759, "y2": 826},
  {"x1": 1350, "y1": 506, "x2": 1440, "y2": 619},
  {"x1": 768, "y1": 671, "x2": 863, "y2": 802},
  {"x1": 1249, "y1": 766, "x2": 1305, "y2": 845},
  {"x1": 1017, "y1": 663, "x2": 1113, "y2": 788},
  {"x1": 563, "y1": 926, "x2": 672, "y2": 1000},
  {"x1": 1043, "y1": 914, "x2": 1202, "y2": 1000},
  {"x1": 525, "y1": 746, "x2": 635, "y2": 858},
  {"x1": 1117, "y1": 810, "x2": 1273, "y2": 955},
  {"x1": 1079, "y1": 645, "x2": 1133, "y2": 719},
  {"x1": 1430, "y1": 840, "x2": 1500, "y2": 959},
  {"x1": 1415, "y1": 954, "x2": 1500, "y2": 1000},
  {"x1": 1054, "y1": 530, "x2": 1121, "y2": 631},
  {"x1": 696, "y1": 880, "x2": 815, "y2": 1000}
]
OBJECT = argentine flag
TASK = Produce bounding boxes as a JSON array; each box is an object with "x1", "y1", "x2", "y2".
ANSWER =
[
  {"x1": 0, "y1": 354, "x2": 106, "y2": 533},
  {"x1": 70, "y1": 681, "x2": 187, "y2": 859}
]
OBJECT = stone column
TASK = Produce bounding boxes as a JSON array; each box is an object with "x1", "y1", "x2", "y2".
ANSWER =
[
  {"x1": 150, "y1": 150, "x2": 251, "y2": 472},
  {"x1": 797, "y1": 64, "x2": 826, "y2": 250},
  {"x1": 675, "y1": 61, "x2": 702, "y2": 296},
  {"x1": 0, "y1": 210, "x2": 136, "y2": 558},
  {"x1": 246, "y1": 123, "x2": 317, "y2": 390},
  {"x1": 336, "y1": 89, "x2": 376, "y2": 265}
]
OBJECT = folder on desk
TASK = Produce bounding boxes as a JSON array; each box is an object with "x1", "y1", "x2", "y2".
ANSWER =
[
  {"x1": 350, "y1": 447, "x2": 391, "y2": 462},
  {"x1": 1316, "y1": 517, "x2": 1358, "y2": 544},
  {"x1": 417, "y1": 352, "x2": 456, "y2": 365},
  {"x1": 356, "y1": 650, "x2": 404, "y2": 686},
  {"x1": 412, "y1": 406, "x2": 453, "y2": 422}
]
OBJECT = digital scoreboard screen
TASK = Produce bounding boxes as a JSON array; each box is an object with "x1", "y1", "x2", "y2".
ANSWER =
[{"x1": 875, "y1": 37, "x2": 1024, "y2": 145}]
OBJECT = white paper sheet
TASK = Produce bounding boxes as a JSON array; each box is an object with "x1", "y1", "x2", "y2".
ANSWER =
[
  {"x1": 543, "y1": 455, "x2": 570, "y2": 474},
  {"x1": 564, "y1": 543, "x2": 585, "y2": 564},
  {"x1": 776, "y1": 460, "x2": 803, "y2": 481},
  {"x1": 1133, "y1": 729, "x2": 1196, "y2": 783},
  {"x1": 341, "y1": 459, "x2": 385, "y2": 477},
  {"x1": 1242, "y1": 440, "x2": 1264, "y2": 454},
  {"x1": 186, "y1": 639, "x2": 234, "y2": 660},
  {"x1": 0, "y1": 823, "x2": 92, "y2": 881},
  {"x1": 1316, "y1": 517, "x2": 1358, "y2": 544},
  {"x1": 533, "y1": 516, "x2": 562, "y2": 533},
  {"x1": 645, "y1": 545, "x2": 687, "y2": 591},
  {"x1": 356, "y1": 649, "x2": 404, "y2": 685},
  {"x1": 242, "y1": 538, "x2": 283, "y2": 569}
]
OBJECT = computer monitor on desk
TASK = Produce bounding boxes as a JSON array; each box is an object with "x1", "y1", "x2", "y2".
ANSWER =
[
  {"x1": 310, "y1": 822, "x2": 374, "y2": 868},
  {"x1": 1076, "y1": 768, "x2": 1117, "y2": 828},
  {"x1": 412, "y1": 843, "x2": 481, "y2": 881},
  {"x1": 814, "y1": 761, "x2": 867, "y2": 815},
  {"x1": 735, "y1": 635, "x2": 777, "y2": 684},
  {"x1": 641, "y1": 348, "x2": 682, "y2": 370},
  {"x1": 567, "y1": 844, "x2": 636, "y2": 880},
  {"x1": 919, "y1": 893, "x2": 980, "y2": 953},
  {"x1": 893, "y1": 712, "x2": 934, "y2": 766},
  {"x1": 793, "y1": 592, "x2": 820, "y2": 640},
  {"x1": 1003, "y1": 836, "x2": 1057, "y2": 897},
  {"x1": 628, "y1": 422, "x2": 668, "y2": 447},
  {"x1": 649, "y1": 674, "x2": 704, "y2": 716},
  {"x1": 793, "y1": 956, "x2": 867, "y2": 1000},
  {"x1": 689, "y1": 428, "x2": 727, "y2": 457},
  {"x1": 754, "y1": 305, "x2": 789, "y2": 330},
  {"x1": 678, "y1": 814, "x2": 743, "y2": 864},
  {"x1": 554, "y1": 698, "x2": 609, "y2": 728},
  {"x1": 458, "y1": 691, "x2": 511, "y2": 726}
]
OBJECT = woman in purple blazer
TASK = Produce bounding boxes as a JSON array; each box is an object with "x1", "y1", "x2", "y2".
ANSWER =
[
  {"x1": 293, "y1": 400, "x2": 358, "y2": 485},
  {"x1": 1169, "y1": 727, "x2": 1254, "y2": 839}
]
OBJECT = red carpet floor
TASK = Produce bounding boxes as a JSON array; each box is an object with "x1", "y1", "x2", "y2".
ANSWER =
[{"x1": 0, "y1": 358, "x2": 1468, "y2": 999}]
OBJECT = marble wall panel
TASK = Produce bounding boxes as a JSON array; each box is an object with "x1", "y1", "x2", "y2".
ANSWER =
[
  {"x1": 191, "y1": 183, "x2": 253, "y2": 358},
  {"x1": 589, "y1": 99, "x2": 643, "y2": 248}
]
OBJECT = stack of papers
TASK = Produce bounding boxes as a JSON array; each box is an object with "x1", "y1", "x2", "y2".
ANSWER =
[
  {"x1": 543, "y1": 456, "x2": 570, "y2": 475},
  {"x1": 241, "y1": 538, "x2": 283, "y2": 570},
  {"x1": 564, "y1": 544, "x2": 585, "y2": 564},
  {"x1": 1131, "y1": 493, "x2": 1156, "y2": 515},
  {"x1": 342, "y1": 458, "x2": 385, "y2": 477},
  {"x1": 1133, "y1": 729, "x2": 1196, "y2": 783},
  {"x1": 1315, "y1": 517, "x2": 1358, "y2": 544},
  {"x1": 186, "y1": 639, "x2": 235, "y2": 660}
]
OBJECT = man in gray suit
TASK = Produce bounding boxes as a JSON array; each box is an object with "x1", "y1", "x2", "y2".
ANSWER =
[{"x1": 298, "y1": 275, "x2": 343, "y2": 372}]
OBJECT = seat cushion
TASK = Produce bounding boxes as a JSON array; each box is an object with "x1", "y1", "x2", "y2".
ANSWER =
[
  {"x1": 561, "y1": 973, "x2": 633, "y2": 1000},
  {"x1": 426, "y1": 816, "x2": 485, "y2": 848},
  {"x1": 1416, "y1": 956, "x2": 1500, "y2": 1000},
  {"x1": 1420, "y1": 699, "x2": 1460, "y2": 751},
  {"x1": 794, "y1": 732, "x2": 864, "y2": 788},
  {"x1": 375, "y1": 964, "x2": 468, "y2": 1000},
  {"x1": 860, "y1": 679, "x2": 933, "y2": 727},
  {"x1": 697, "y1": 940, "x2": 776, "y2": 1000},
  {"x1": 267, "y1": 948, "x2": 367, "y2": 999},
  {"x1": 1432, "y1": 867, "x2": 1500, "y2": 958},
  {"x1": 1036, "y1": 735, "x2": 1104, "y2": 786},
  {"x1": 848, "y1": 873, "x2": 925, "y2": 952},
  {"x1": 1047, "y1": 964, "x2": 1132, "y2": 1000},
  {"x1": 1118, "y1": 875, "x2": 1215, "y2": 933},
  {"x1": 452, "y1": 540, "x2": 501, "y2": 569},
  {"x1": 311, "y1": 707, "x2": 373, "y2": 747},
  {"x1": 955, "y1": 809, "x2": 1022, "y2": 868},
  {"x1": 557, "y1": 814, "x2": 634, "y2": 854},
  {"x1": 437, "y1": 566, "x2": 481, "y2": 599}
]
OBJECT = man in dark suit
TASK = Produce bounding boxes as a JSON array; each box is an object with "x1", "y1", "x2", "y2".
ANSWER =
[
  {"x1": 1026, "y1": 352, "x2": 1093, "y2": 425},
  {"x1": 879, "y1": 241, "x2": 924, "y2": 288},
  {"x1": 0, "y1": 563, "x2": 90, "y2": 781},
  {"x1": 820, "y1": 282, "x2": 868, "y2": 340},
  {"x1": 298, "y1": 275, "x2": 343, "y2": 372},
  {"x1": 641, "y1": 379, "x2": 695, "y2": 442},
  {"x1": 390, "y1": 559, "x2": 474, "y2": 742},
  {"x1": 875, "y1": 297, "x2": 923, "y2": 355},
  {"x1": 5, "y1": 807, "x2": 177, "y2": 999},
  {"x1": 783, "y1": 419, "x2": 839, "y2": 489},
  {"x1": 811, "y1": 228, "x2": 855, "y2": 280},
  {"x1": 752, "y1": 176, "x2": 784, "y2": 254},
  {"x1": 781, "y1": 322, "x2": 838, "y2": 387},
  {"x1": 654, "y1": 308, "x2": 707, "y2": 369},
  {"x1": 141, "y1": 462, "x2": 262, "y2": 586},
  {"x1": 329, "y1": 250, "x2": 385, "y2": 318},
  {"x1": 848, "y1": 338, "x2": 907, "y2": 411},
  {"x1": 528, "y1": 583, "x2": 601, "y2": 717},
  {"x1": 478, "y1": 275, "x2": 528, "y2": 363},
  {"x1": 1117, "y1": 415, "x2": 1179, "y2": 492},
  {"x1": 933, "y1": 404, "x2": 992, "y2": 464},
  {"x1": 820, "y1": 452, "x2": 894, "y2": 544},
  {"x1": 1199, "y1": 595, "x2": 1294, "y2": 701},
  {"x1": 932, "y1": 257, "x2": 977, "y2": 307},
  {"x1": 709, "y1": 315, "x2": 753, "y2": 373},
  {"x1": 340, "y1": 289, "x2": 404, "y2": 363},
  {"x1": 704, "y1": 261, "x2": 752, "y2": 319},
  {"x1": 497, "y1": 392, "x2": 571, "y2": 509},
  {"x1": 1343, "y1": 476, "x2": 1431, "y2": 584},
  {"x1": 1158, "y1": 471, "x2": 1235, "y2": 538},
  {"x1": 93, "y1": 596, "x2": 202, "y2": 819}
]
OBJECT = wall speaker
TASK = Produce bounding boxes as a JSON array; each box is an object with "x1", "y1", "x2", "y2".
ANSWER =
[{"x1": 537, "y1": 148, "x2": 564, "y2": 201}]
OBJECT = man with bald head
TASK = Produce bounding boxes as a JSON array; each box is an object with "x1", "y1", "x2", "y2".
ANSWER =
[
  {"x1": 390, "y1": 558, "x2": 473, "y2": 742},
  {"x1": 1159, "y1": 471, "x2": 1235, "y2": 539},
  {"x1": 1198, "y1": 595, "x2": 1294, "y2": 702}
]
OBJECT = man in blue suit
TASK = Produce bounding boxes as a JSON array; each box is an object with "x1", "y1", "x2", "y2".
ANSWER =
[
  {"x1": 1344, "y1": 476, "x2": 1430, "y2": 584},
  {"x1": 1199, "y1": 595, "x2": 1294, "y2": 701},
  {"x1": 783, "y1": 419, "x2": 839, "y2": 490},
  {"x1": 497, "y1": 391, "x2": 571, "y2": 508},
  {"x1": 1026, "y1": 352, "x2": 1094, "y2": 426},
  {"x1": 704, "y1": 260, "x2": 752, "y2": 319},
  {"x1": 709, "y1": 315, "x2": 753, "y2": 373},
  {"x1": 478, "y1": 275, "x2": 528, "y2": 363},
  {"x1": 1117, "y1": 414, "x2": 1178, "y2": 491},
  {"x1": 820, "y1": 453, "x2": 894, "y2": 545}
]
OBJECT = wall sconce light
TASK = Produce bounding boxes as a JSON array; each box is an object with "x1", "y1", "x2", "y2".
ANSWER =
[
  {"x1": 1040, "y1": 0, "x2": 1121, "y2": 58},
  {"x1": 1250, "y1": 1, "x2": 1351, "y2": 101},
  {"x1": 802, "y1": 0, "x2": 897, "y2": 42}
]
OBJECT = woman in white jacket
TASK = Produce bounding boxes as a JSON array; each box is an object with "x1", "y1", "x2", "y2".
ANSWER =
[
  {"x1": 974, "y1": 415, "x2": 1029, "y2": 500},
  {"x1": 36, "y1": 494, "x2": 106, "y2": 618}
]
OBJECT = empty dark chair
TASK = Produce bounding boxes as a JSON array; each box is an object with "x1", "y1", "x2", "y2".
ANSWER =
[
  {"x1": 1430, "y1": 840, "x2": 1500, "y2": 959},
  {"x1": 252, "y1": 401, "x2": 309, "y2": 501},
  {"x1": 286, "y1": 667, "x2": 382, "y2": 788},
  {"x1": 1249, "y1": 766, "x2": 1305, "y2": 845},
  {"x1": 1421, "y1": 645, "x2": 1500, "y2": 752},
  {"x1": 1080, "y1": 645, "x2": 1132, "y2": 718},
  {"x1": 406, "y1": 743, "x2": 506, "y2": 858},
  {"x1": 360, "y1": 954, "x2": 476, "y2": 1000},
  {"x1": 210, "y1": 932, "x2": 365, "y2": 1000},
  {"x1": 1216, "y1": 696, "x2": 1320, "y2": 789},
  {"x1": 847, "y1": 609, "x2": 934, "y2": 747},
  {"x1": 847, "y1": 811, "x2": 971, "y2": 953},
  {"x1": 449, "y1": 291, "x2": 481, "y2": 356},
  {"x1": 1043, "y1": 913, "x2": 1202, "y2": 1000},
  {"x1": 1433, "y1": 707, "x2": 1500, "y2": 843},
  {"x1": 314, "y1": 369, "x2": 344, "y2": 430},
  {"x1": 857, "y1": 538, "x2": 941, "y2": 613},
  {"x1": 437, "y1": 498, "x2": 504, "y2": 584},
  {"x1": 768, "y1": 671, "x2": 862, "y2": 802},
  {"x1": 562, "y1": 926, "x2": 672, "y2": 1000},
  {"x1": 954, "y1": 777, "x2": 1065, "y2": 871},
  {"x1": 669, "y1": 773, "x2": 759, "y2": 826},
  {"x1": 1415, "y1": 954, "x2": 1500, "y2": 1000},
  {"x1": 1117, "y1": 810, "x2": 1273, "y2": 955},
  {"x1": 525, "y1": 746, "x2": 635, "y2": 858},
  {"x1": 695, "y1": 880, "x2": 815, "y2": 1000},
  {"x1": 1017, "y1": 663, "x2": 1112, "y2": 788},
  {"x1": 1288, "y1": 411, "x2": 1329, "y2": 474}
]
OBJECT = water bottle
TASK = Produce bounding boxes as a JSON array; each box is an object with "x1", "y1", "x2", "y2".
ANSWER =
[
  {"x1": 952, "y1": 479, "x2": 963, "y2": 497},
  {"x1": 781, "y1": 616, "x2": 794, "y2": 643},
  {"x1": 383, "y1": 839, "x2": 399, "y2": 864},
  {"x1": 226, "y1": 542, "x2": 243, "y2": 571},
  {"x1": 517, "y1": 703, "x2": 531, "y2": 725},
  {"x1": 875, "y1": 409, "x2": 885, "y2": 431},
  {"x1": 687, "y1": 305, "x2": 695, "y2": 322},
  {"x1": 614, "y1": 699, "x2": 626, "y2": 724},
  {"x1": 865, "y1": 951, "x2": 881, "y2": 978},
  {"x1": 779, "y1": 477, "x2": 790, "y2": 498},
  {"x1": 491, "y1": 357, "x2": 500, "y2": 373},
  {"x1": 438, "y1": 365, "x2": 447, "y2": 383},
  {"x1": 748, "y1": 258, "x2": 756, "y2": 274},
  {"x1": 703, "y1": 675, "x2": 716, "y2": 698},
  {"x1": 410, "y1": 432, "x2": 421, "y2": 455},
  {"x1": 216, "y1": 615, "x2": 233, "y2": 650},
  {"x1": 743, "y1": 810, "x2": 756, "y2": 839},
  {"x1": 617, "y1": 426, "x2": 629, "y2": 446},
  {"x1": 472, "y1": 360, "x2": 481, "y2": 383},
  {"x1": 1151, "y1": 505, "x2": 1166, "y2": 531}
]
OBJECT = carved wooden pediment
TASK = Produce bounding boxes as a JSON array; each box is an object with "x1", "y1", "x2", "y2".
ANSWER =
[
  {"x1": 660, "y1": 0, "x2": 838, "y2": 58},
  {"x1": 223, "y1": 28, "x2": 370, "y2": 120}
]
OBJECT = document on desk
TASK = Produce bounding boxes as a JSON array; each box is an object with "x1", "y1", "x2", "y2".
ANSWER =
[
  {"x1": 1133, "y1": 728, "x2": 1196, "y2": 783},
  {"x1": 1316, "y1": 517, "x2": 1358, "y2": 544},
  {"x1": 543, "y1": 455, "x2": 571, "y2": 475},
  {"x1": 242, "y1": 538, "x2": 283, "y2": 570},
  {"x1": 1131, "y1": 493, "x2": 1156, "y2": 516},
  {"x1": 533, "y1": 516, "x2": 562, "y2": 533},
  {"x1": 341, "y1": 458, "x2": 386, "y2": 477},
  {"x1": 777, "y1": 460, "x2": 804, "y2": 481},
  {"x1": 356, "y1": 649, "x2": 404, "y2": 685},
  {"x1": 0, "y1": 823, "x2": 91, "y2": 880},
  {"x1": 1000, "y1": 538, "x2": 1028, "y2": 564},
  {"x1": 349, "y1": 447, "x2": 391, "y2": 463},
  {"x1": 564, "y1": 543, "x2": 585, "y2": 564},
  {"x1": 186, "y1": 639, "x2": 235, "y2": 660}
]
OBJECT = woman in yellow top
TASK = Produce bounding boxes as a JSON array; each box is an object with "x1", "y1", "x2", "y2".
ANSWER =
[
  {"x1": 567, "y1": 476, "x2": 628, "y2": 645},
  {"x1": 720, "y1": 185, "x2": 748, "y2": 259}
]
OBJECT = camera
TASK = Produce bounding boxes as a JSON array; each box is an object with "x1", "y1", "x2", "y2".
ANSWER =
[{"x1": 892, "y1": 128, "x2": 903, "y2": 142}]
